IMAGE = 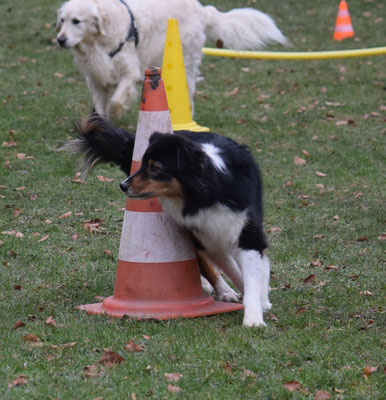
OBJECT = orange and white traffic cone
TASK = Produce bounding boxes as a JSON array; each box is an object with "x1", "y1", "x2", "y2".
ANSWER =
[
  {"x1": 333, "y1": 1, "x2": 354, "y2": 41},
  {"x1": 78, "y1": 68, "x2": 242, "y2": 319}
]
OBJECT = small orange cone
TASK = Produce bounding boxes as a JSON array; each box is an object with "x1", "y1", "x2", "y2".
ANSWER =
[
  {"x1": 78, "y1": 67, "x2": 242, "y2": 320},
  {"x1": 333, "y1": 1, "x2": 354, "y2": 41}
]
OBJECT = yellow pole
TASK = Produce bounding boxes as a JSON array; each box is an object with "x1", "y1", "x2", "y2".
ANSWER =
[{"x1": 202, "y1": 46, "x2": 386, "y2": 60}]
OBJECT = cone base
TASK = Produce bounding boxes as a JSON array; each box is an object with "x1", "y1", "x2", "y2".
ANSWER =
[
  {"x1": 333, "y1": 32, "x2": 354, "y2": 41},
  {"x1": 172, "y1": 120, "x2": 210, "y2": 132},
  {"x1": 78, "y1": 294, "x2": 243, "y2": 320}
]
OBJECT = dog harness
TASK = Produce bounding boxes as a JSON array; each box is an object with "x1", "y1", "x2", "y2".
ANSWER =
[{"x1": 109, "y1": 0, "x2": 139, "y2": 58}]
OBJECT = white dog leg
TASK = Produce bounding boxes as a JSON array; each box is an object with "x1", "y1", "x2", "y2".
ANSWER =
[
  {"x1": 236, "y1": 250, "x2": 266, "y2": 327},
  {"x1": 107, "y1": 78, "x2": 137, "y2": 120},
  {"x1": 214, "y1": 273, "x2": 240, "y2": 302},
  {"x1": 261, "y1": 254, "x2": 272, "y2": 311},
  {"x1": 87, "y1": 77, "x2": 109, "y2": 118}
]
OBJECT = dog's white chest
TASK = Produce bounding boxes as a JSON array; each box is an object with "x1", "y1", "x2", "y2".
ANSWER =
[{"x1": 161, "y1": 200, "x2": 247, "y2": 255}]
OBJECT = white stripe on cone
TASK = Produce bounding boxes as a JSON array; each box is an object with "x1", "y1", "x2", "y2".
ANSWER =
[{"x1": 119, "y1": 211, "x2": 196, "y2": 263}]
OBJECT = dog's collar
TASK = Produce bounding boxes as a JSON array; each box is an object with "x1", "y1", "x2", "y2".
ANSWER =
[{"x1": 109, "y1": 0, "x2": 139, "y2": 58}]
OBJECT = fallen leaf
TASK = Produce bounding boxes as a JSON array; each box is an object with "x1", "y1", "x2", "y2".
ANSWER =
[
  {"x1": 296, "y1": 305, "x2": 307, "y2": 315},
  {"x1": 241, "y1": 369, "x2": 257, "y2": 379},
  {"x1": 313, "y1": 234, "x2": 324, "y2": 239},
  {"x1": 226, "y1": 87, "x2": 239, "y2": 96},
  {"x1": 125, "y1": 340, "x2": 145, "y2": 353},
  {"x1": 284, "y1": 380, "x2": 301, "y2": 392},
  {"x1": 62, "y1": 342, "x2": 77, "y2": 348},
  {"x1": 54, "y1": 72, "x2": 63, "y2": 78},
  {"x1": 377, "y1": 233, "x2": 386, "y2": 240},
  {"x1": 304, "y1": 274, "x2": 316, "y2": 284},
  {"x1": 2, "y1": 140, "x2": 17, "y2": 148},
  {"x1": 98, "y1": 351, "x2": 125, "y2": 366},
  {"x1": 22, "y1": 334, "x2": 39, "y2": 342},
  {"x1": 325, "y1": 265, "x2": 338, "y2": 270},
  {"x1": 164, "y1": 372, "x2": 182, "y2": 382},
  {"x1": 333, "y1": 215, "x2": 339, "y2": 221},
  {"x1": 314, "y1": 390, "x2": 331, "y2": 400},
  {"x1": 15, "y1": 232, "x2": 24, "y2": 238},
  {"x1": 37, "y1": 235, "x2": 49, "y2": 243},
  {"x1": 13, "y1": 320, "x2": 26, "y2": 329},
  {"x1": 357, "y1": 236, "x2": 368, "y2": 242},
  {"x1": 142, "y1": 334, "x2": 151, "y2": 340},
  {"x1": 8, "y1": 375, "x2": 27, "y2": 388},
  {"x1": 315, "y1": 171, "x2": 327, "y2": 177},
  {"x1": 302, "y1": 149, "x2": 310, "y2": 156},
  {"x1": 268, "y1": 226, "x2": 282, "y2": 233},
  {"x1": 294, "y1": 156, "x2": 306, "y2": 165},
  {"x1": 167, "y1": 384, "x2": 182, "y2": 393},
  {"x1": 59, "y1": 211, "x2": 72, "y2": 219},
  {"x1": 97, "y1": 175, "x2": 114, "y2": 183},
  {"x1": 363, "y1": 365, "x2": 378, "y2": 379},
  {"x1": 310, "y1": 259, "x2": 323, "y2": 267},
  {"x1": 325, "y1": 101, "x2": 344, "y2": 107},
  {"x1": 45, "y1": 316, "x2": 57, "y2": 327},
  {"x1": 360, "y1": 291, "x2": 373, "y2": 296}
]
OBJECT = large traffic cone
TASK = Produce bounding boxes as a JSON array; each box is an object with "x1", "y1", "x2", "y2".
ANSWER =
[
  {"x1": 333, "y1": 1, "x2": 354, "y2": 41},
  {"x1": 78, "y1": 67, "x2": 242, "y2": 319},
  {"x1": 162, "y1": 19, "x2": 209, "y2": 132}
]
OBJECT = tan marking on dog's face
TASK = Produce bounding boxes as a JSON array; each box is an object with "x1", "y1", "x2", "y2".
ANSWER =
[{"x1": 127, "y1": 160, "x2": 183, "y2": 199}]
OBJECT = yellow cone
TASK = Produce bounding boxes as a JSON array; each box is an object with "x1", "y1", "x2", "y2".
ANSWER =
[{"x1": 162, "y1": 19, "x2": 209, "y2": 132}]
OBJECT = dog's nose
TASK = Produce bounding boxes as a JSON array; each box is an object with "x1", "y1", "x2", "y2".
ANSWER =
[
  {"x1": 57, "y1": 36, "x2": 67, "y2": 47},
  {"x1": 120, "y1": 180, "x2": 129, "y2": 192}
]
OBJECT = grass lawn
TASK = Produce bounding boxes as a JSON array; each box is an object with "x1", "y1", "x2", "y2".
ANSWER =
[{"x1": 1, "y1": 0, "x2": 385, "y2": 398}]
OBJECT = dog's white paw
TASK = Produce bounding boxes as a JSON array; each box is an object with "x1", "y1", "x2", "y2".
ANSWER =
[
  {"x1": 242, "y1": 316, "x2": 266, "y2": 328},
  {"x1": 217, "y1": 288, "x2": 241, "y2": 303},
  {"x1": 200, "y1": 276, "x2": 214, "y2": 294},
  {"x1": 262, "y1": 301, "x2": 272, "y2": 311}
]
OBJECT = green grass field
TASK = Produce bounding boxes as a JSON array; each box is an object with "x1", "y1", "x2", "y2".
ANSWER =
[{"x1": 1, "y1": 0, "x2": 385, "y2": 398}]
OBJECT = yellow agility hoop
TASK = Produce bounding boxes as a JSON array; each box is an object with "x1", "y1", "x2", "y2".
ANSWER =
[{"x1": 202, "y1": 46, "x2": 386, "y2": 60}]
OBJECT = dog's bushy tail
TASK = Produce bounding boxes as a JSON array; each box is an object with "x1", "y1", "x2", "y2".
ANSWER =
[
  {"x1": 60, "y1": 112, "x2": 134, "y2": 179},
  {"x1": 203, "y1": 6, "x2": 287, "y2": 49}
]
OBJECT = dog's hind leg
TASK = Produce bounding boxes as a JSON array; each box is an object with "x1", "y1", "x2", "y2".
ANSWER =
[
  {"x1": 235, "y1": 250, "x2": 266, "y2": 327},
  {"x1": 197, "y1": 253, "x2": 240, "y2": 302}
]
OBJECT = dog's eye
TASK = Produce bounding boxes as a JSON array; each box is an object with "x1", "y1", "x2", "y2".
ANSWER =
[
  {"x1": 149, "y1": 163, "x2": 161, "y2": 173},
  {"x1": 72, "y1": 18, "x2": 80, "y2": 25}
]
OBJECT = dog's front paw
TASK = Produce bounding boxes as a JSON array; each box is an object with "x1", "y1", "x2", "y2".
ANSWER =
[
  {"x1": 217, "y1": 288, "x2": 241, "y2": 303},
  {"x1": 107, "y1": 102, "x2": 124, "y2": 120},
  {"x1": 243, "y1": 317, "x2": 266, "y2": 328},
  {"x1": 243, "y1": 311, "x2": 266, "y2": 327}
]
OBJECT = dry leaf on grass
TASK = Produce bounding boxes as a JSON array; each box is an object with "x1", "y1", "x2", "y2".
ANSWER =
[
  {"x1": 13, "y1": 320, "x2": 26, "y2": 329},
  {"x1": 304, "y1": 274, "x2": 316, "y2": 284},
  {"x1": 8, "y1": 375, "x2": 27, "y2": 388},
  {"x1": 22, "y1": 333, "x2": 39, "y2": 342},
  {"x1": 98, "y1": 351, "x2": 125, "y2": 367},
  {"x1": 315, "y1": 171, "x2": 327, "y2": 177},
  {"x1": 164, "y1": 372, "x2": 182, "y2": 382},
  {"x1": 45, "y1": 316, "x2": 57, "y2": 327},
  {"x1": 294, "y1": 156, "x2": 306, "y2": 165},
  {"x1": 284, "y1": 380, "x2": 302, "y2": 392},
  {"x1": 314, "y1": 390, "x2": 331, "y2": 400},
  {"x1": 310, "y1": 259, "x2": 323, "y2": 267},
  {"x1": 167, "y1": 384, "x2": 182, "y2": 393},
  {"x1": 97, "y1": 175, "x2": 114, "y2": 183},
  {"x1": 37, "y1": 235, "x2": 49, "y2": 243},
  {"x1": 125, "y1": 340, "x2": 145, "y2": 353}
]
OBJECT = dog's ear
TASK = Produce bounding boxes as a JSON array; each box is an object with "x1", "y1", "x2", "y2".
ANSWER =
[
  {"x1": 56, "y1": 5, "x2": 64, "y2": 32},
  {"x1": 93, "y1": 7, "x2": 107, "y2": 36},
  {"x1": 149, "y1": 132, "x2": 164, "y2": 145}
]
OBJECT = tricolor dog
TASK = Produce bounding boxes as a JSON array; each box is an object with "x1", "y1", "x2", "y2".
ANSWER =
[
  {"x1": 56, "y1": 0, "x2": 287, "y2": 119},
  {"x1": 64, "y1": 113, "x2": 271, "y2": 327}
]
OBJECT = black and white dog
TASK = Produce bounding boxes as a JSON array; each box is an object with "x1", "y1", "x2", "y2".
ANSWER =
[{"x1": 64, "y1": 113, "x2": 271, "y2": 327}]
